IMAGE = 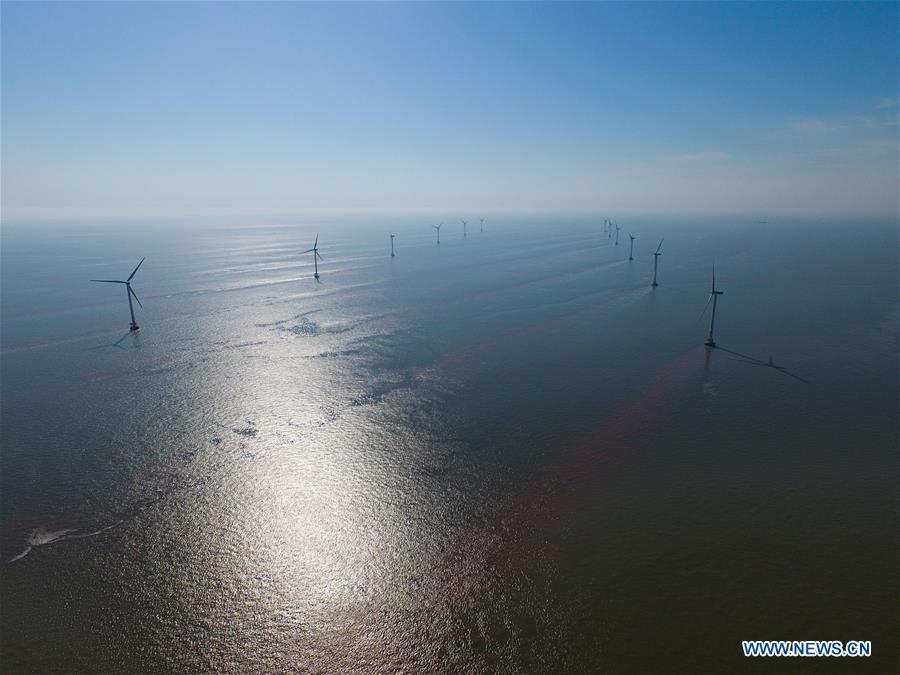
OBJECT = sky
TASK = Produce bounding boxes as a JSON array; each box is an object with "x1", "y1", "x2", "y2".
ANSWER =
[{"x1": 2, "y1": 1, "x2": 898, "y2": 221}]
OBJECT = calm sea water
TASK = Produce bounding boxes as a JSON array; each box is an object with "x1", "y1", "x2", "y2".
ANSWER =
[{"x1": 1, "y1": 215, "x2": 897, "y2": 673}]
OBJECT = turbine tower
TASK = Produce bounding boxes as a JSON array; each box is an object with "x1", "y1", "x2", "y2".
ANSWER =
[
  {"x1": 433, "y1": 223, "x2": 442, "y2": 244},
  {"x1": 614, "y1": 222, "x2": 621, "y2": 246},
  {"x1": 390, "y1": 233, "x2": 396, "y2": 257},
  {"x1": 303, "y1": 234, "x2": 323, "y2": 280},
  {"x1": 628, "y1": 232, "x2": 636, "y2": 261},
  {"x1": 91, "y1": 258, "x2": 145, "y2": 331},
  {"x1": 700, "y1": 266, "x2": 724, "y2": 347},
  {"x1": 651, "y1": 239, "x2": 663, "y2": 287},
  {"x1": 462, "y1": 219, "x2": 468, "y2": 238}
]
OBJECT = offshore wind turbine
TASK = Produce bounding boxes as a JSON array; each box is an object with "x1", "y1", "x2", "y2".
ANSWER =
[
  {"x1": 614, "y1": 222, "x2": 621, "y2": 246},
  {"x1": 462, "y1": 219, "x2": 468, "y2": 238},
  {"x1": 700, "y1": 266, "x2": 724, "y2": 347},
  {"x1": 91, "y1": 258, "x2": 145, "y2": 331},
  {"x1": 433, "y1": 223, "x2": 442, "y2": 244},
  {"x1": 628, "y1": 232, "x2": 636, "y2": 261},
  {"x1": 390, "y1": 233, "x2": 396, "y2": 257},
  {"x1": 651, "y1": 239, "x2": 663, "y2": 287},
  {"x1": 480, "y1": 217, "x2": 485, "y2": 233},
  {"x1": 303, "y1": 234, "x2": 323, "y2": 280}
]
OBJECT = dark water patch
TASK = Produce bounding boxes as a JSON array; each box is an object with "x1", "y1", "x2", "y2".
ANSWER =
[
  {"x1": 255, "y1": 309, "x2": 321, "y2": 328},
  {"x1": 229, "y1": 420, "x2": 258, "y2": 438},
  {"x1": 283, "y1": 317, "x2": 321, "y2": 337}
]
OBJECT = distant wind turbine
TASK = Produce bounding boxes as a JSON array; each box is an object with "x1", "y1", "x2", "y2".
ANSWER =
[
  {"x1": 614, "y1": 222, "x2": 621, "y2": 246},
  {"x1": 433, "y1": 223, "x2": 442, "y2": 244},
  {"x1": 303, "y1": 234, "x2": 323, "y2": 280},
  {"x1": 651, "y1": 239, "x2": 663, "y2": 287},
  {"x1": 480, "y1": 217, "x2": 485, "y2": 233},
  {"x1": 700, "y1": 266, "x2": 724, "y2": 347},
  {"x1": 628, "y1": 232, "x2": 636, "y2": 261},
  {"x1": 91, "y1": 258, "x2": 145, "y2": 331},
  {"x1": 462, "y1": 219, "x2": 468, "y2": 238},
  {"x1": 390, "y1": 233, "x2": 396, "y2": 258}
]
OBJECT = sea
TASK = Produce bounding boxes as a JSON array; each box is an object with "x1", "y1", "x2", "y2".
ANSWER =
[{"x1": 1, "y1": 214, "x2": 897, "y2": 673}]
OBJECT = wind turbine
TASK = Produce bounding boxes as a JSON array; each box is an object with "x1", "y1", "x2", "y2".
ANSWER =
[
  {"x1": 91, "y1": 258, "x2": 145, "y2": 331},
  {"x1": 651, "y1": 239, "x2": 663, "y2": 287},
  {"x1": 390, "y1": 233, "x2": 396, "y2": 257},
  {"x1": 628, "y1": 232, "x2": 636, "y2": 261},
  {"x1": 462, "y1": 219, "x2": 468, "y2": 238},
  {"x1": 433, "y1": 223, "x2": 442, "y2": 244},
  {"x1": 700, "y1": 266, "x2": 724, "y2": 347},
  {"x1": 303, "y1": 234, "x2": 323, "y2": 280},
  {"x1": 614, "y1": 222, "x2": 621, "y2": 246},
  {"x1": 480, "y1": 217, "x2": 485, "y2": 233}
]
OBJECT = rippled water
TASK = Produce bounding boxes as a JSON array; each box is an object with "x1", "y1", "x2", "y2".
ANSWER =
[{"x1": 1, "y1": 215, "x2": 897, "y2": 672}]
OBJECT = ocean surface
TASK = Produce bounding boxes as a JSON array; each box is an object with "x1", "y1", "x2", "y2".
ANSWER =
[{"x1": 1, "y1": 214, "x2": 897, "y2": 673}]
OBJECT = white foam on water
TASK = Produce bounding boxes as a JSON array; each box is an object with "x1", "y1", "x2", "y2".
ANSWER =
[
  {"x1": 7, "y1": 546, "x2": 32, "y2": 563},
  {"x1": 6, "y1": 523, "x2": 121, "y2": 563},
  {"x1": 26, "y1": 528, "x2": 76, "y2": 546}
]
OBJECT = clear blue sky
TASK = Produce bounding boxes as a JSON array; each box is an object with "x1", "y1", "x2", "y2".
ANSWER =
[{"x1": 2, "y1": 1, "x2": 897, "y2": 219}]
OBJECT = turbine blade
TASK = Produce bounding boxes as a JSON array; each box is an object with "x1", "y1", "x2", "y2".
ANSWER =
[
  {"x1": 127, "y1": 257, "x2": 145, "y2": 281},
  {"x1": 302, "y1": 248, "x2": 315, "y2": 254},
  {"x1": 314, "y1": 233, "x2": 319, "y2": 247},
  {"x1": 129, "y1": 285, "x2": 143, "y2": 308},
  {"x1": 698, "y1": 293, "x2": 713, "y2": 322},
  {"x1": 316, "y1": 251, "x2": 324, "y2": 260},
  {"x1": 91, "y1": 279, "x2": 126, "y2": 283},
  {"x1": 656, "y1": 239, "x2": 664, "y2": 253}
]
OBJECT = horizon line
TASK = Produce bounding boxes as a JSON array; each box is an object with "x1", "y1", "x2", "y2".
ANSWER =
[{"x1": 3, "y1": 205, "x2": 898, "y2": 225}]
